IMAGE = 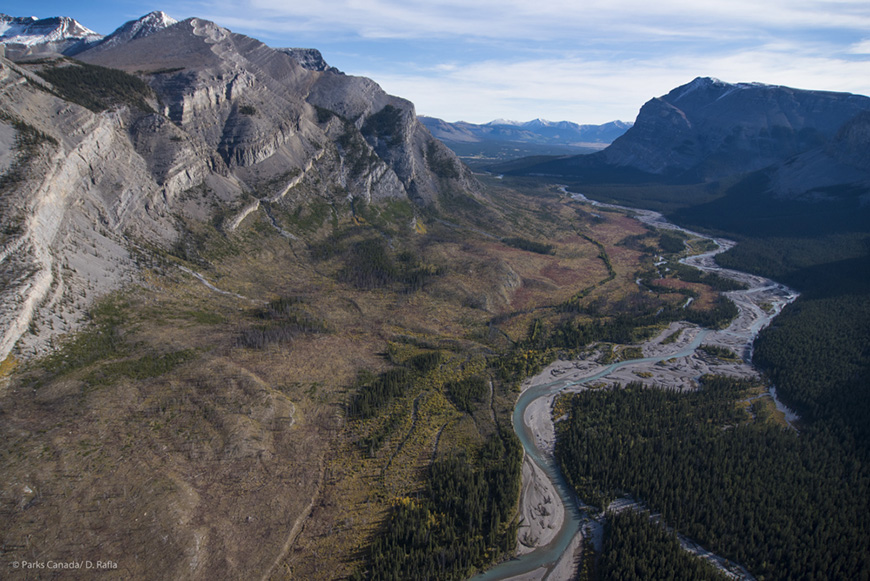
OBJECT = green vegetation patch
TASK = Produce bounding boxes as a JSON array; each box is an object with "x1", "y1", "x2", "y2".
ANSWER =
[
  {"x1": 698, "y1": 344, "x2": 739, "y2": 360},
  {"x1": 661, "y1": 328, "x2": 682, "y2": 344},
  {"x1": 39, "y1": 297, "x2": 131, "y2": 378},
  {"x1": 659, "y1": 230, "x2": 687, "y2": 254},
  {"x1": 323, "y1": 233, "x2": 442, "y2": 292},
  {"x1": 501, "y1": 236, "x2": 555, "y2": 255},
  {"x1": 446, "y1": 375, "x2": 488, "y2": 413},
  {"x1": 33, "y1": 60, "x2": 156, "y2": 113},
  {"x1": 33, "y1": 296, "x2": 196, "y2": 389},
  {"x1": 237, "y1": 296, "x2": 330, "y2": 349},
  {"x1": 619, "y1": 346, "x2": 644, "y2": 361},
  {"x1": 664, "y1": 261, "x2": 748, "y2": 291},
  {"x1": 349, "y1": 368, "x2": 415, "y2": 419},
  {"x1": 85, "y1": 349, "x2": 196, "y2": 387}
]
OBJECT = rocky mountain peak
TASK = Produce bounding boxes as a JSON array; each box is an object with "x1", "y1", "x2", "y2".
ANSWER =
[
  {"x1": 94, "y1": 10, "x2": 178, "y2": 50},
  {"x1": 0, "y1": 14, "x2": 100, "y2": 45},
  {"x1": 277, "y1": 48, "x2": 338, "y2": 72},
  {"x1": 0, "y1": 13, "x2": 101, "y2": 56}
]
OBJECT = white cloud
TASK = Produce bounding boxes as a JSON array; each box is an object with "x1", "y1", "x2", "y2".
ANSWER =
[
  {"x1": 174, "y1": 0, "x2": 870, "y2": 123},
  {"x1": 189, "y1": 0, "x2": 870, "y2": 41},
  {"x1": 367, "y1": 48, "x2": 870, "y2": 124},
  {"x1": 847, "y1": 39, "x2": 870, "y2": 54}
]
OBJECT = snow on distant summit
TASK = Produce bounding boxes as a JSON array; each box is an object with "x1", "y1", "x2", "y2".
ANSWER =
[
  {"x1": 0, "y1": 11, "x2": 177, "y2": 57},
  {"x1": 0, "y1": 14, "x2": 100, "y2": 49},
  {"x1": 95, "y1": 11, "x2": 177, "y2": 50},
  {"x1": 487, "y1": 119, "x2": 523, "y2": 126}
]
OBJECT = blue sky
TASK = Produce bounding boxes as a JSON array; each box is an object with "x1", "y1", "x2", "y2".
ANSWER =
[{"x1": 6, "y1": 1, "x2": 870, "y2": 124}]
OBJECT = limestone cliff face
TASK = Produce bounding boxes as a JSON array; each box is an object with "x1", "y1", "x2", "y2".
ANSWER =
[
  {"x1": 0, "y1": 58, "x2": 176, "y2": 361},
  {"x1": 601, "y1": 97, "x2": 696, "y2": 175},
  {"x1": 0, "y1": 15, "x2": 478, "y2": 362},
  {"x1": 79, "y1": 17, "x2": 476, "y2": 205}
]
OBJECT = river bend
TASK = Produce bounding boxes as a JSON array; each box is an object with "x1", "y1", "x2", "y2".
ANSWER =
[{"x1": 474, "y1": 192, "x2": 798, "y2": 581}]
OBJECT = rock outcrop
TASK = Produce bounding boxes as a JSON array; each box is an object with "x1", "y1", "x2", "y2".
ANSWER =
[{"x1": 768, "y1": 110, "x2": 870, "y2": 201}]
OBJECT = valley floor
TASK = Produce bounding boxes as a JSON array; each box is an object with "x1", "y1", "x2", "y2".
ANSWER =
[{"x1": 500, "y1": 198, "x2": 799, "y2": 580}]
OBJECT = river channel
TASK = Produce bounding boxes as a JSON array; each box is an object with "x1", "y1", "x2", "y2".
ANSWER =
[{"x1": 474, "y1": 192, "x2": 799, "y2": 581}]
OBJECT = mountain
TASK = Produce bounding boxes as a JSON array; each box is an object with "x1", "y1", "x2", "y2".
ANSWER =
[
  {"x1": 87, "y1": 10, "x2": 177, "y2": 52},
  {"x1": 420, "y1": 116, "x2": 631, "y2": 166},
  {"x1": 1, "y1": 11, "x2": 634, "y2": 580},
  {"x1": 3, "y1": 13, "x2": 869, "y2": 581},
  {"x1": 509, "y1": 77, "x2": 870, "y2": 188},
  {"x1": 0, "y1": 13, "x2": 102, "y2": 56},
  {"x1": 0, "y1": 11, "x2": 514, "y2": 580},
  {"x1": 0, "y1": 14, "x2": 476, "y2": 363},
  {"x1": 420, "y1": 117, "x2": 631, "y2": 147}
]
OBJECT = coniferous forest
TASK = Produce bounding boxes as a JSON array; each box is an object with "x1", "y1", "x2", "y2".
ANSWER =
[
  {"x1": 555, "y1": 376, "x2": 869, "y2": 580},
  {"x1": 357, "y1": 428, "x2": 522, "y2": 581},
  {"x1": 598, "y1": 510, "x2": 727, "y2": 581}
]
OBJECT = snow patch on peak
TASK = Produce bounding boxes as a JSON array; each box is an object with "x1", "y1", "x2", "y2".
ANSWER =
[
  {"x1": 0, "y1": 14, "x2": 101, "y2": 47},
  {"x1": 670, "y1": 77, "x2": 723, "y2": 101},
  {"x1": 671, "y1": 77, "x2": 779, "y2": 103},
  {"x1": 525, "y1": 118, "x2": 556, "y2": 127},
  {"x1": 97, "y1": 11, "x2": 177, "y2": 49}
]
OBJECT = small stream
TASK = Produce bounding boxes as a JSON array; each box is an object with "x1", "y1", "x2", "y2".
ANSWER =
[{"x1": 474, "y1": 191, "x2": 799, "y2": 580}]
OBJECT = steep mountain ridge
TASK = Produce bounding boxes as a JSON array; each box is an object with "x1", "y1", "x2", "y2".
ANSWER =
[
  {"x1": 79, "y1": 17, "x2": 473, "y2": 203},
  {"x1": 0, "y1": 13, "x2": 475, "y2": 362},
  {"x1": 510, "y1": 77, "x2": 870, "y2": 188},
  {"x1": 603, "y1": 77, "x2": 870, "y2": 177}
]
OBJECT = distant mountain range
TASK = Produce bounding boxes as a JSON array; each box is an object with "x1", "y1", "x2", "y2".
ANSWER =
[
  {"x1": 421, "y1": 117, "x2": 631, "y2": 147},
  {"x1": 420, "y1": 116, "x2": 631, "y2": 166}
]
